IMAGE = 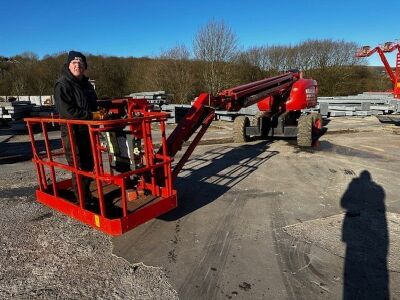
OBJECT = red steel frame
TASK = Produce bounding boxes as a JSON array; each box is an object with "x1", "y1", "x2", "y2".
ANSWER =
[
  {"x1": 356, "y1": 42, "x2": 400, "y2": 98},
  {"x1": 24, "y1": 106, "x2": 176, "y2": 236}
]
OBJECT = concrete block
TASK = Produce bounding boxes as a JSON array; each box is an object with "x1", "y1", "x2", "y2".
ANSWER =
[
  {"x1": 371, "y1": 105, "x2": 393, "y2": 110},
  {"x1": 361, "y1": 101, "x2": 370, "y2": 110},
  {"x1": 218, "y1": 115, "x2": 234, "y2": 122},
  {"x1": 355, "y1": 111, "x2": 371, "y2": 116},
  {"x1": 29, "y1": 96, "x2": 41, "y2": 105},
  {"x1": 18, "y1": 96, "x2": 29, "y2": 102},
  {"x1": 371, "y1": 110, "x2": 384, "y2": 115},
  {"x1": 328, "y1": 105, "x2": 349, "y2": 111},
  {"x1": 238, "y1": 104, "x2": 258, "y2": 115},
  {"x1": 319, "y1": 102, "x2": 329, "y2": 116},
  {"x1": 330, "y1": 111, "x2": 346, "y2": 117}
]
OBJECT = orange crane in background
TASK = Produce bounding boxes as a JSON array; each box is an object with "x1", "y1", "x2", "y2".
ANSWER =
[{"x1": 356, "y1": 42, "x2": 400, "y2": 98}]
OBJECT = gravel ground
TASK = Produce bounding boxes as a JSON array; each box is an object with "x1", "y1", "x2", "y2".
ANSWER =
[{"x1": 0, "y1": 161, "x2": 178, "y2": 300}]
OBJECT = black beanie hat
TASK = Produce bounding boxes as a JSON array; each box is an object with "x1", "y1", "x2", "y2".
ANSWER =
[{"x1": 67, "y1": 51, "x2": 87, "y2": 69}]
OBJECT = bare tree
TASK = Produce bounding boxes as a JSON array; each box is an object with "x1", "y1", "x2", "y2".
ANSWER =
[
  {"x1": 234, "y1": 47, "x2": 271, "y2": 83},
  {"x1": 88, "y1": 56, "x2": 131, "y2": 98},
  {"x1": 10, "y1": 56, "x2": 38, "y2": 95},
  {"x1": 294, "y1": 41, "x2": 316, "y2": 71},
  {"x1": 0, "y1": 40, "x2": 382, "y2": 100},
  {"x1": 149, "y1": 45, "x2": 195, "y2": 103},
  {"x1": 193, "y1": 20, "x2": 238, "y2": 94},
  {"x1": 240, "y1": 46, "x2": 270, "y2": 70}
]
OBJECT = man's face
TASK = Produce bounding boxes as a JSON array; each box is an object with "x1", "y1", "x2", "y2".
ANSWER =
[{"x1": 68, "y1": 58, "x2": 85, "y2": 78}]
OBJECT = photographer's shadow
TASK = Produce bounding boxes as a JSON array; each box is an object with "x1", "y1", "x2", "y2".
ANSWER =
[{"x1": 341, "y1": 170, "x2": 389, "y2": 299}]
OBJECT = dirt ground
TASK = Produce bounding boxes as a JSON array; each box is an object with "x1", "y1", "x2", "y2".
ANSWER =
[{"x1": 0, "y1": 116, "x2": 399, "y2": 299}]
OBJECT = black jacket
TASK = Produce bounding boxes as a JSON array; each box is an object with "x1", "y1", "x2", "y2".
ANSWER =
[{"x1": 54, "y1": 64, "x2": 98, "y2": 121}]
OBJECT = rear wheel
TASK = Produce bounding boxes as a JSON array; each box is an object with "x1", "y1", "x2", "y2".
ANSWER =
[
  {"x1": 233, "y1": 116, "x2": 250, "y2": 143},
  {"x1": 297, "y1": 112, "x2": 322, "y2": 147}
]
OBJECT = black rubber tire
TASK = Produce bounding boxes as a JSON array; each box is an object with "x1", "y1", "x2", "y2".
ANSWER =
[
  {"x1": 297, "y1": 114, "x2": 312, "y2": 147},
  {"x1": 251, "y1": 111, "x2": 267, "y2": 127},
  {"x1": 233, "y1": 116, "x2": 250, "y2": 143},
  {"x1": 297, "y1": 112, "x2": 322, "y2": 147}
]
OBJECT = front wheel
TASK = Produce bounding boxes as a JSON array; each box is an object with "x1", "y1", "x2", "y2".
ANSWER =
[
  {"x1": 233, "y1": 116, "x2": 250, "y2": 143},
  {"x1": 297, "y1": 112, "x2": 322, "y2": 147}
]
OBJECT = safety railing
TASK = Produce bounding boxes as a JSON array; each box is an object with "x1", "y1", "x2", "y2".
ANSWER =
[{"x1": 24, "y1": 111, "x2": 177, "y2": 235}]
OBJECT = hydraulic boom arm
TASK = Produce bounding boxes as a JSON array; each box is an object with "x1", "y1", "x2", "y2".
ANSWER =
[{"x1": 163, "y1": 71, "x2": 303, "y2": 178}]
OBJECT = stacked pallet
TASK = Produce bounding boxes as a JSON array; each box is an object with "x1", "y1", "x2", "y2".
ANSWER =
[
  {"x1": 0, "y1": 101, "x2": 56, "y2": 121},
  {"x1": 128, "y1": 91, "x2": 169, "y2": 108},
  {"x1": 30, "y1": 105, "x2": 57, "y2": 117},
  {"x1": 318, "y1": 92, "x2": 400, "y2": 117},
  {"x1": 0, "y1": 95, "x2": 54, "y2": 106},
  {"x1": 0, "y1": 101, "x2": 34, "y2": 120}
]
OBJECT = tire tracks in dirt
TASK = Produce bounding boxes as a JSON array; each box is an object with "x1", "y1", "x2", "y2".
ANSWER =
[
  {"x1": 271, "y1": 197, "x2": 333, "y2": 299},
  {"x1": 178, "y1": 192, "x2": 246, "y2": 299}
]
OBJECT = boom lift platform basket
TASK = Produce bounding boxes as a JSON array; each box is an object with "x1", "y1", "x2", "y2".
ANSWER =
[{"x1": 25, "y1": 99, "x2": 177, "y2": 235}]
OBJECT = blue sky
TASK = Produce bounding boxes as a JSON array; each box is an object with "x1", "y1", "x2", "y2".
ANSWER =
[{"x1": 1, "y1": 0, "x2": 398, "y2": 66}]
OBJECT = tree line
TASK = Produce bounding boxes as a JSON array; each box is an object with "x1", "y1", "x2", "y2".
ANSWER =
[{"x1": 0, "y1": 21, "x2": 391, "y2": 103}]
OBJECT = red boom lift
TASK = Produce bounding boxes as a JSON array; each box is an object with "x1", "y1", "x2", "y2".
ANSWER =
[
  {"x1": 356, "y1": 41, "x2": 400, "y2": 98},
  {"x1": 24, "y1": 70, "x2": 323, "y2": 235}
]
